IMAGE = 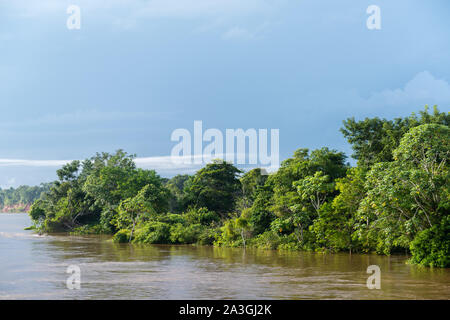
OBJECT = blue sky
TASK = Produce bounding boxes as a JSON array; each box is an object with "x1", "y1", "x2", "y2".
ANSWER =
[{"x1": 1, "y1": 0, "x2": 450, "y2": 187}]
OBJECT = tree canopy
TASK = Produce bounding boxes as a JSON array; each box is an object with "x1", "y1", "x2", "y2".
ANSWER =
[{"x1": 28, "y1": 107, "x2": 449, "y2": 267}]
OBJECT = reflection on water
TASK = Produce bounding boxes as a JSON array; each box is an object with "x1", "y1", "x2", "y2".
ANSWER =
[{"x1": 1, "y1": 213, "x2": 449, "y2": 299}]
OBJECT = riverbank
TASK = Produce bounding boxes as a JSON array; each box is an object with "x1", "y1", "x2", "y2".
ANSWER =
[
  {"x1": 37, "y1": 221, "x2": 412, "y2": 261},
  {"x1": 0, "y1": 204, "x2": 31, "y2": 213}
]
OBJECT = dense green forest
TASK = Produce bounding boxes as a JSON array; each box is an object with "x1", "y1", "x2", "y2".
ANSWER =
[
  {"x1": 0, "y1": 184, "x2": 51, "y2": 212},
  {"x1": 29, "y1": 107, "x2": 449, "y2": 267}
]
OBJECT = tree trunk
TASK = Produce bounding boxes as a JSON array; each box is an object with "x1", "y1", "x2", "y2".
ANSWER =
[
  {"x1": 129, "y1": 220, "x2": 136, "y2": 243},
  {"x1": 295, "y1": 225, "x2": 304, "y2": 244},
  {"x1": 241, "y1": 229, "x2": 246, "y2": 248}
]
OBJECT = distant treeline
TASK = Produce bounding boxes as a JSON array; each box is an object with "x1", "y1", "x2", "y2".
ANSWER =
[
  {"x1": 0, "y1": 184, "x2": 52, "y2": 212},
  {"x1": 29, "y1": 106, "x2": 449, "y2": 267}
]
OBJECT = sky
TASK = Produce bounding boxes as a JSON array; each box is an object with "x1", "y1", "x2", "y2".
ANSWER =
[{"x1": 0, "y1": 0, "x2": 449, "y2": 188}]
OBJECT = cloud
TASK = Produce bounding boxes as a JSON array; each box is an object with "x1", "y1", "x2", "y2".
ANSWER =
[
  {"x1": 0, "y1": 153, "x2": 278, "y2": 178},
  {"x1": 0, "y1": 159, "x2": 70, "y2": 167},
  {"x1": 365, "y1": 71, "x2": 450, "y2": 107}
]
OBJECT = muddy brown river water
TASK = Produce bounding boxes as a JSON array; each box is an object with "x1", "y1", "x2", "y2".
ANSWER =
[{"x1": 1, "y1": 213, "x2": 448, "y2": 299}]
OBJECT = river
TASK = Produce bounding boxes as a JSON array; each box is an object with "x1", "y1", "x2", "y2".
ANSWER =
[{"x1": 0, "y1": 213, "x2": 448, "y2": 299}]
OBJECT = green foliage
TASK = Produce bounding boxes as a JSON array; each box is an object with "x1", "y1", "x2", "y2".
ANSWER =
[
  {"x1": 185, "y1": 159, "x2": 242, "y2": 217},
  {"x1": 165, "y1": 174, "x2": 191, "y2": 213},
  {"x1": 115, "y1": 184, "x2": 158, "y2": 242},
  {"x1": 295, "y1": 171, "x2": 335, "y2": 213},
  {"x1": 0, "y1": 183, "x2": 51, "y2": 211},
  {"x1": 29, "y1": 150, "x2": 168, "y2": 233},
  {"x1": 133, "y1": 221, "x2": 172, "y2": 244},
  {"x1": 169, "y1": 223, "x2": 204, "y2": 244},
  {"x1": 356, "y1": 123, "x2": 449, "y2": 254},
  {"x1": 113, "y1": 229, "x2": 131, "y2": 243},
  {"x1": 251, "y1": 230, "x2": 282, "y2": 250},
  {"x1": 197, "y1": 227, "x2": 221, "y2": 245},
  {"x1": 27, "y1": 107, "x2": 449, "y2": 268},
  {"x1": 409, "y1": 216, "x2": 450, "y2": 267},
  {"x1": 341, "y1": 105, "x2": 449, "y2": 166},
  {"x1": 249, "y1": 185, "x2": 275, "y2": 235},
  {"x1": 70, "y1": 224, "x2": 108, "y2": 235},
  {"x1": 183, "y1": 207, "x2": 220, "y2": 225},
  {"x1": 269, "y1": 148, "x2": 347, "y2": 219},
  {"x1": 239, "y1": 168, "x2": 268, "y2": 209},
  {"x1": 29, "y1": 199, "x2": 46, "y2": 224}
]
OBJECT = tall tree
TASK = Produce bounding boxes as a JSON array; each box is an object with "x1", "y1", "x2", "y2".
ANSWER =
[
  {"x1": 185, "y1": 160, "x2": 241, "y2": 217},
  {"x1": 341, "y1": 106, "x2": 449, "y2": 166}
]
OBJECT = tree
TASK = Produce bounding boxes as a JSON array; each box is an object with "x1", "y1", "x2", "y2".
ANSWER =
[
  {"x1": 291, "y1": 171, "x2": 336, "y2": 245},
  {"x1": 409, "y1": 216, "x2": 449, "y2": 267},
  {"x1": 165, "y1": 174, "x2": 191, "y2": 213},
  {"x1": 295, "y1": 171, "x2": 334, "y2": 214},
  {"x1": 0, "y1": 183, "x2": 51, "y2": 211},
  {"x1": 236, "y1": 209, "x2": 251, "y2": 248},
  {"x1": 115, "y1": 185, "x2": 156, "y2": 242},
  {"x1": 310, "y1": 167, "x2": 366, "y2": 253},
  {"x1": 219, "y1": 210, "x2": 251, "y2": 248},
  {"x1": 29, "y1": 150, "x2": 169, "y2": 233},
  {"x1": 83, "y1": 151, "x2": 169, "y2": 231},
  {"x1": 269, "y1": 148, "x2": 348, "y2": 244},
  {"x1": 239, "y1": 168, "x2": 268, "y2": 209},
  {"x1": 249, "y1": 185, "x2": 275, "y2": 235},
  {"x1": 29, "y1": 199, "x2": 46, "y2": 225},
  {"x1": 341, "y1": 106, "x2": 449, "y2": 166},
  {"x1": 185, "y1": 159, "x2": 242, "y2": 217},
  {"x1": 357, "y1": 124, "x2": 449, "y2": 254}
]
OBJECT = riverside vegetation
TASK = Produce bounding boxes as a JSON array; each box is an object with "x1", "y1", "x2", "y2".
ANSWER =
[
  {"x1": 0, "y1": 184, "x2": 50, "y2": 212},
  {"x1": 28, "y1": 107, "x2": 449, "y2": 267}
]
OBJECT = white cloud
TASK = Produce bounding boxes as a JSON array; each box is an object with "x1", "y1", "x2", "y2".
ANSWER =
[
  {"x1": 0, "y1": 154, "x2": 278, "y2": 177},
  {"x1": 0, "y1": 159, "x2": 70, "y2": 167},
  {"x1": 366, "y1": 71, "x2": 450, "y2": 107}
]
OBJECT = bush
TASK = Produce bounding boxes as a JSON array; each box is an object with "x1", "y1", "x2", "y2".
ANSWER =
[
  {"x1": 409, "y1": 216, "x2": 449, "y2": 267},
  {"x1": 71, "y1": 224, "x2": 108, "y2": 235},
  {"x1": 113, "y1": 229, "x2": 131, "y2": 243},
  {"x1": 183, "y1": 207, "x2": 219, "y2": 225},
  {"x1": 133, "y1": 221, "x2": 171, "y2": 244},
  {"x1": 270, "y1": 218, "x2": 295, "y2": 235},
  {"x1": 157, "y1": 213, "x2": 186, "y2": 225},
  {"x1": 169, "y1": 223, "x2": 203, "y2": 244},
  {"x1": 278, "y1": 233, "x2": 302, "y2": 251},
  {"x1": 198, "y1": 227, "x2": 221, "y2": 245},
  {"x1": 29, "y1": 200, "x2": 46, "y2": 224},
  {"x1": 250, "y1": 208, "x2": 274, "y2": 235},
  {"x1": 251, "y1": 230, "x2": 281, "y2": 250}
]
